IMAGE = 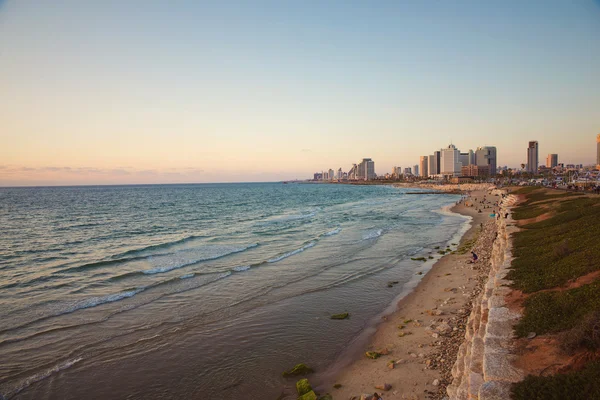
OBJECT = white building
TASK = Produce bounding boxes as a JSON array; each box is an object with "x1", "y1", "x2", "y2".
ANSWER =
[{"x1": 440, "y1": 144, "x2": 462, "y2": 177}]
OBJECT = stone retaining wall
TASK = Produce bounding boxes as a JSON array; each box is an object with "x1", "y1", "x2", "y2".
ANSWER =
[{"x1": 446, "y1": 194, "x2": 523, "y2": 400}]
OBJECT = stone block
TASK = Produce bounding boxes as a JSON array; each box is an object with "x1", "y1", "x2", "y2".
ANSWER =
[
  {"x1": 478, "y1": 380, "x2": 513, "y2": 400},
  {"x1": 483, "y1": 353, "x2": 524, "y2": 382}
]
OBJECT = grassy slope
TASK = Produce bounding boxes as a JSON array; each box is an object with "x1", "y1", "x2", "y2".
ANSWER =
[{"x1": 509, "y1": 188, "x2": 600, "y2": 398}]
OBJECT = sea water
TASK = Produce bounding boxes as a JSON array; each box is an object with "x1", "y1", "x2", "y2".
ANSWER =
[{"x1": 0, "y1": 183, "x2": 469, "y2": 399}]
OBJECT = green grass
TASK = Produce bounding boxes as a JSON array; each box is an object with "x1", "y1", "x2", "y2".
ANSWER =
[
  {"x1": 509, "y1": 189, "x2": 600, "y2": 399},
  {"x1": 514, "y1": 280, "x2": 600, "y2": 337},
  {"x1": 507, "y1": 197, "x2": 600, "y2": 293},
  {"x1": 511, "y1": 362, "x2": 600, "y2": 400}
]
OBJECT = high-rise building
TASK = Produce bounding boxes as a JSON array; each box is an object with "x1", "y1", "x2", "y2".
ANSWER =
[
  {"x1": 337, "y1": 168, "x2": 343, "y2": 179},
  {"x1": 546, "y1": 154, "x2": 558, "y2": 168},
  {"x1": 328, "y1": 169, "x2": 334, "y2": 181},
  {"x1": 475, "y1": 146, "x2": 497, "y2": 176},
  {"x1": 347, "y1": 164, "x2": 357, "y2": 180},
  {"x1": 357, "y1": 158, "x2": 375, "y2": 180},
  {"x1": 404, "y1": 167, "x2": 412, "y2": 175},
  {"x1": 427, "y1": 156, "x2": 436, "y2": 177},
  {"x1": 526, "y1": 141, "x2": 539, "y2": 174},
  {"x1": 434, "y1": 151, "x2": 441, "y2": 174},
  {"x1": 440, "y1": 144, "x2": 461, "y2": 177},
  {"x1": 419, "y1": 156, "x2": 428, "y2": 178},
  {"x1": 413, "y1": 164, "x2": 419, "y2": 177},
  {"x1": 597, "y1": 134, "x2": 600, "y2": 168},
  {"x1": 459, "y1": 150, "x2": 474, "y2": 167}
]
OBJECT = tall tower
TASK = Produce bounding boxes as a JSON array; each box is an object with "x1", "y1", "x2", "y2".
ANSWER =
[
  {"x1": 527, "y1": 141, "x2": 539, "y2": 174},
  {"x1": 419, "y1": 156, "x2": 429, "y2": 178}
]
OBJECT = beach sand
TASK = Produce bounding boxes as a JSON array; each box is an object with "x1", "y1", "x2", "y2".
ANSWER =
[{"x1": 316, "y1": 189, "x2": 503, "y2": 400}]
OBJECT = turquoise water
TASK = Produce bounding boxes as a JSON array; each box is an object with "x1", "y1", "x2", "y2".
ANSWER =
[{"x1": 0, "y1": 183, "x2": 468, "y2": 399}]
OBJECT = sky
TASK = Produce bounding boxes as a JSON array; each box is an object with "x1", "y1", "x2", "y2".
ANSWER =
[{"x1": 1, "y1": 0, "x2": 599, "y2": 185}]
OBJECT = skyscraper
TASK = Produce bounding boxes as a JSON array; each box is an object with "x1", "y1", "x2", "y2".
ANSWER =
[
  {"x1": 546, "y1": 154, "x2": 558, "y2": 168},
  {"x1": 427, "y1": 155, "x2": 436, "y2": 177},
  {"x1": 440, "y1": 144, "x2": 461, "y2": 177},
  {"x1": 475, "y1": 146, "x2": 497, "y2": 176},
  {"x1": 357, "y1": 158, "x2": 375, "y2": 180},
  {"x1": 419, "y1": 156, "x2": 428, "y2": 178},
  {"x1": 527, "y1": 141, "x2": 539, "y2": 174},
  {"x1": 413, "y1": 164, "x2": 419, "y2": 177},
  {"x1": 434, "y1": 151, "x2": 441, "y2": 174}
]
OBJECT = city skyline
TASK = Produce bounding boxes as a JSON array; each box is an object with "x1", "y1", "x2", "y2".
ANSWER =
[{"x1": 1, "y1": 1, "x2": 599, "y2": 186}]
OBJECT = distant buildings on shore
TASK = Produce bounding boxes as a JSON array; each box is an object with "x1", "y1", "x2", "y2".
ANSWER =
[
  {"x1": 310, "y1": 134, "x2": 599, "y2": 182},
  {"x1": 314, "y1": 158, "x2": 375, "y2": 181}
]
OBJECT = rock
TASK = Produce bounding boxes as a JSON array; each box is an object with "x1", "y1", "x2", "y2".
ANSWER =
[
  {"x1": 375, "y1": 383, "x2": 392, "y2": 391},
  {"x1": 330, "y1": 312, "x2": 349, "y2": 320},
  {"x1": 387, "y1": 360, "x2": 395, "y2": 369},
  {"x1": 298, "y1": 390, "x2": 318, "y2": 400},
  {"x1": 432, "y1": 379, "x2": 440, "y2": 386},
  {"x1": 317, "y1": 393, "x2": 333, "y2": 400},
  {"x1": 333, "y1": 383, "x2": 342, "y2": 389},
  {"x1": 365, "y1": 351, "x2": 382, "y2": 359},
  {"x1": 527, "y1": 332, "x2": 536, "y2": 339},
  {"x1": 296, "y1": 378, "x2": 312, "y2": 396},
  {"x1": 282, "y1": 363, "x2": 314, "y2": 377},
  {"x1": 436, "y1": 322, "x2": 452, "y2": 334},
  {"x1": 410, "y1": 353, "x2": 417, "y2": 358},
  {"x1": 379, "y1": 348, "x2": 390, "y2": 355},
  {"x1": 432, "y1": 333, "x2": 439, "y2": 339}
]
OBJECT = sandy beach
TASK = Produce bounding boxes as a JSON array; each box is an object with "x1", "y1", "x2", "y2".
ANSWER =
[{"x1": 316, "y1": 188, "x2": 504, "y2": 400}]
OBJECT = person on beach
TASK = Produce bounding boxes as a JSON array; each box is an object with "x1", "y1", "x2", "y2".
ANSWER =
[{"x1": 469, "y1": 251, "x2": 478, "y2": 263}]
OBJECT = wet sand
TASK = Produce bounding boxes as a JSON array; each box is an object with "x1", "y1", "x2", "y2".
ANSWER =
[{"x1": 316, "y1": 189, "x2": 502, "y2": 400}]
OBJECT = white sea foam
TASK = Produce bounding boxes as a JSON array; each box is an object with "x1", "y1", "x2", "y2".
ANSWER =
[
  {"x1": 232, "y1": 265, "x2": 251, "y2": 272},
  {"x1": 64, "y1": 289, "x2": 144, "y2": 314},
  {"x1": 3, "y1": 357, "x2": 83, "y2": 399},
  {"x1": 362, "y1": 229, "x2": 383, "y2": 240},
  {"x1": 143, "y1": 243, "x2": 258, "y2": 275},
  {"x1": 323, "y1": 227, "x2": 341, "y2": 236},
  {"x1": 179, "y1": 273, "x2": 195, "y2": 279},
  {"x1": 268, "y1": 242, "x2": 316, "y2": 263}
]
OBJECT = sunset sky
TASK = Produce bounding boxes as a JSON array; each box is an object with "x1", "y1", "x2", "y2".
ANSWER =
[{"x1": 1, "y1": 0, "x2": 599, "y2": 185}]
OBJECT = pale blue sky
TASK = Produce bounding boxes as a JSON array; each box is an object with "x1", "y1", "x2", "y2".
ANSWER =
[{"x1": 1, "y1": 0, "x2": 599, "y2": 185}]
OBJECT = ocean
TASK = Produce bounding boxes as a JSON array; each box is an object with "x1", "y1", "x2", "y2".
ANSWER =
[{"x1": 0, "y1": 183, "x2": 469, "y2": 399}]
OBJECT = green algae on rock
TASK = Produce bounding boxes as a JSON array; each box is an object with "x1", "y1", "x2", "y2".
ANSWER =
[
  {"x1": 282, "y1": 363, "x2": 314, "y2": 377},
  {"x1": 365, "y1": 351, "x2": 381, "y2": 359},
  {"x1": 298, "y1": 391, "x2": 317, "y2": 400},
  {"x1": 296, "y1": 378, "x2": 313, "y2": 396},
  {"x1": 330, "y1": 312, "x2": 349, "y2": 320}
]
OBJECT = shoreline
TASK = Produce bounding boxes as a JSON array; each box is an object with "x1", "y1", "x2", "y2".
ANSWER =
[{"x1": 313, "y1": 188, "x2": 501, "y2": 399}]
